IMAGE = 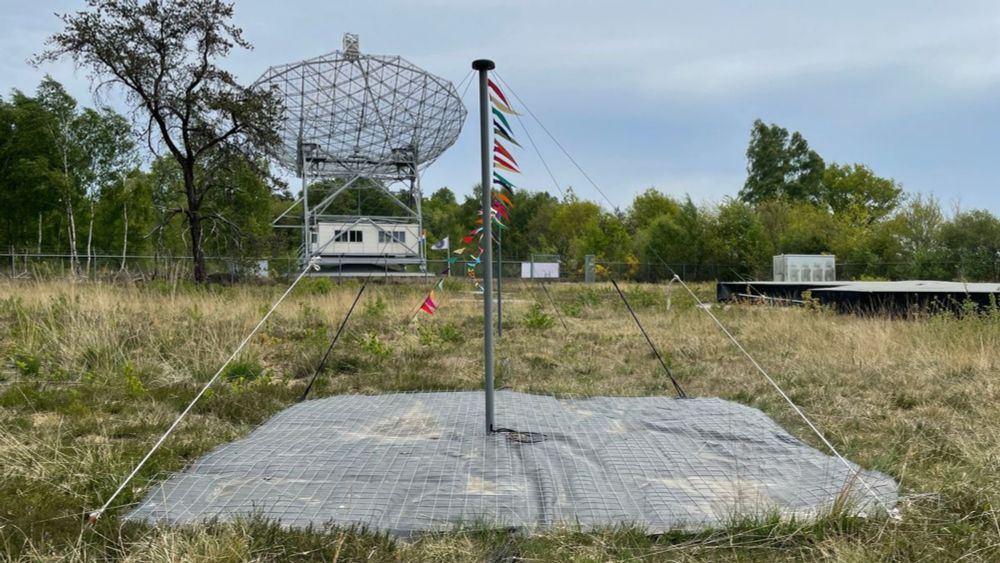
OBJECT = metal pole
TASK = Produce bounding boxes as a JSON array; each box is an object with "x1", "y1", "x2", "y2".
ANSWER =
[
  {"x1": 497, "y1": 225, "x2": 502, "y2": 337},
  {"x1": 473, "y1": 58, "x2": 496, "y2": 433},
  {"x1": 301, "y1": 146, "x2": 309, "y2": 269}
]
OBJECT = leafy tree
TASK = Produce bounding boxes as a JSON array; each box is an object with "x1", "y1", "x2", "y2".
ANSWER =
[
  {"x1": 740, "y1": 119, "x2": 825, "y2": 205},
  {"x1": 92, "y1": 170, "x2": 156, "y2": 267},
  {"x1": 715, "y1": 198, "x2": 770, "y2": 278},
  {"x1": 822, "y1": 163, "x2": 902, "y2": 226},
  {"x1": 886, "y1": 195, "x2": 951, "y2": 279},
  {"x1": 640, "y1": 196, "x2": 717, "y2": 277},
  {"x1": 36, "y1": 78, "x2": 136, "y2": 272},
  {"x1": 775, "y1": 203, "x2": 837, "y2": 254},
  {"x1": 627, "y1": 188, "x2": 680, "y2": 233},
  {"x1": 0, "y1": 91, "x2": 63, "y2": 251},
  {"x1": 549, "y1": 191, "x2": 603, "y2": 265},
  {"x1": 939, "y1": 209, "x2": 1000, "y2": 281},
  {"x1": 36, "y1": 0, "x2": 281, "y2": 281},
  {"x1": 0, "y1": 79, "x2": 134, "y2": 265},
  {"x1": 422, "y1": 187, "x2": 463, "y2": 250},
  {"x1": 502, "y1": 189, "x2": 559, "y2": 259}
]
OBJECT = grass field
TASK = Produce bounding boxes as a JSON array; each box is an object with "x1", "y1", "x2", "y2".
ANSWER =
[{"x1": 1, "y1": 277, "x2": 999, "y2": 561}]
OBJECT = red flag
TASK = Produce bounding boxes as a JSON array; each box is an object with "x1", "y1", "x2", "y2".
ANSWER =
[
  {"x1": 487, "y1": 78, "x2": 510, "y2": 106},
  {"x1": 494, "y1": 155, "x2": 519, "y2": 174},
  {"x1": 420, "y1": 291, "x2": 438, "y2": 315},
  {"x1": 494, "y1": 142, "x2": 518, "y2": 167},
  {"x1": 462, "y1": 235, "x2": 474, "y2": 244}
]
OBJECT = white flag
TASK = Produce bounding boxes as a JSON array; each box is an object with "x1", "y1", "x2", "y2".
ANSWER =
[{"x1": 431, "y1": 237, "x2": 449, "y2": 250}]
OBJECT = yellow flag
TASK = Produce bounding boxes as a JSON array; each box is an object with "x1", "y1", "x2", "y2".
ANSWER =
[{"x1": 490, "y1": 93, "x2": 520, "y2": 115}]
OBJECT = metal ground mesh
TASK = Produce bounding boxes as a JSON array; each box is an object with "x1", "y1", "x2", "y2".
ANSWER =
[{"x1": 127, "y1": 391, "x2": 898, "y2": 536}]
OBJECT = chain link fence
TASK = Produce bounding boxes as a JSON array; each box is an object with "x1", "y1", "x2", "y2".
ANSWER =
[{"x1": 1, "y1": 251, "x2": 994, "y2": 284}]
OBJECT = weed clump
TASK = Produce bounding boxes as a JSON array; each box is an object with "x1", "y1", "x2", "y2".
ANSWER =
[
  {"x1": 358, "y1": 332, "x2": 391, "y2": 358},
  {"x1": 524, "y1": 303, "x2": 555, "y2": 330}
]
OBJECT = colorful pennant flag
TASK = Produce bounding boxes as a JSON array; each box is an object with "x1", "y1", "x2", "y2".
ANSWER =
[
  {"x1": 494, "y1": 157, "x2": 519, "y2": 174},
  {"x1": 494, "y1": 142, "x2": 518, "y2": 166},
  {"x1": 489, "y1": 93, "x2": 519, "y2": 115},
  {"x1": 420, "y1": 291, "x2": 438, "y2": 315},
  {"x1": 487, "y1": 78, "x2": 510, "y2": 106},
  {"x1": 491, "y1": 107, "x2": 513, "y2": 133},
  {"x1": 457, "y1": 73, "x2": 523, "y2": 288},
  {"x1": 493, "y1": 172, "x2": 515, "y2": 190},
  {"x1": 494, "y1": 119, "x2": 517, "y2": 141},
  {"x1": 494, "y1": 126, "x2": 521, "y2": 147}
]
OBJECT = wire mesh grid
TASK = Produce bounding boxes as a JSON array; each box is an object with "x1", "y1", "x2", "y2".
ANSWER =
[{"x1": 127, "y1": 390, "x2": 897, "y2": 536}]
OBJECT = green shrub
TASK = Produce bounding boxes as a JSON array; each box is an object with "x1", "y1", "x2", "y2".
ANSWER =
[
  {"x1": 296, "y1": 277, "x2": 335, "y2": 295},
  {"x1": 223, "y1": 359, "x2": 264, "y2": 383},
  {"x1": 437, "y1": 322, "x2": 464, "y2": 344},
  {"x1": 419, "y1": 322, "x2": 465, "y2": 347},
  {"x1": 358, "y1": 332, "x2": 391, "y2": 357},
  {"x1": 13, "y1": 352, "x2": 41, "y2": 377},
  {"x1": 363, "y1": 294, "x2": 387, "y2": 318},
  {"x1": 624, "y1": 286, "x2": 663, "y2": 308},
  {"x1": 122, "y1": 361, "x2": 146, "y2": 396},
  {"x1": 524, "y1": 303, "x2": 555, "y2": 330},
  {"x1": 576, "y1": 288, "x2": 602, "y2": 307},
  {"x1": 561, "y1": 302, "x2": 583, "y2": 317}
]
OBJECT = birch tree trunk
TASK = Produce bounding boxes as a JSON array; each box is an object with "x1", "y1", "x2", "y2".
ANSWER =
[
  {"x1": 86, "y1": 200, "x2": 94, "y2": 276},
  {"x1": 61, "y1": 148, "x2": 79, "y2": 275},
  {"x1": 120, "y1": 201, "x2": 128, "y2": 272}
]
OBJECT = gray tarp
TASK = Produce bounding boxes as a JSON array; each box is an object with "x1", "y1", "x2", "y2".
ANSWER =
[{"x1": 128, "y1": 391, "x2": 897, "y2": 535}]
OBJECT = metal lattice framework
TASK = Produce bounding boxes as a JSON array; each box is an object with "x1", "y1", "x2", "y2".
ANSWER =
[
  {"x1": 256, "y1": 34, "x2": 467, "y2": 273},
  {"x1": 255, "y1": 35, "x2": 466, "y2": 180}
]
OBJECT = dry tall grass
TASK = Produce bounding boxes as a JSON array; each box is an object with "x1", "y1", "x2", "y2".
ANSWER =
[{"x1": 1, "y1": 277, "x2": 999, "y2": 561}]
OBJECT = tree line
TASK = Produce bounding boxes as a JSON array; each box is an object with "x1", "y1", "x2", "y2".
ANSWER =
[{"x1": 3, "y1": 81, "x2": 1000, "y2": 282}]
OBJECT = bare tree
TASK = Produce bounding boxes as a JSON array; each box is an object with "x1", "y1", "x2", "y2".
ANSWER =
[{"x1": 35, "y1": 0, "x2": 281, "y2": 282}]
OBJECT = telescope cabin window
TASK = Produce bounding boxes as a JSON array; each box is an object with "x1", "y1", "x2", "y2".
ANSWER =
[
  {"x1": 378, "y1": 231, "x2": 407, "y2": 244},
  {"x1": 334, "y1": 230, "x2": 363, "y2": 243}
]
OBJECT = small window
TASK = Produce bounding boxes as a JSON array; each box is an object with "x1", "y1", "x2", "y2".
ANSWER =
[
  {"x1": 379, "y1": 230, "x2": 406, "y2": 244},
  {"x1": 335, "y1": 229, "x2": 362, "y2": 243}
]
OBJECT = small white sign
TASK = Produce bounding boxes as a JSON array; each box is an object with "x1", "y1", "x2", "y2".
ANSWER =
[{"x1": 521, "y1": 262, "x2": 560, "y2": 279}]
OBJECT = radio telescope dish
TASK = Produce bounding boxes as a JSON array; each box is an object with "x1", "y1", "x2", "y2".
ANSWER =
[
  {"x1": 260, "y1": 35, "x2": 467, "y2": 275},
  {"x1": 256, "y1": 36, "x2": 467, "y2": 179}
]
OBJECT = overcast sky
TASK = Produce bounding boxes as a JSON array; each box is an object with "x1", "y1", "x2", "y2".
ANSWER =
[{"x1": 4, "y1": 0, "x2": 1000, "y2": 213}]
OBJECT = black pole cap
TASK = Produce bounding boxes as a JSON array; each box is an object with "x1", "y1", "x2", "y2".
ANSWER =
[{"x1": 472, "y1": 59, "x2": 495, "y2": 71}]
